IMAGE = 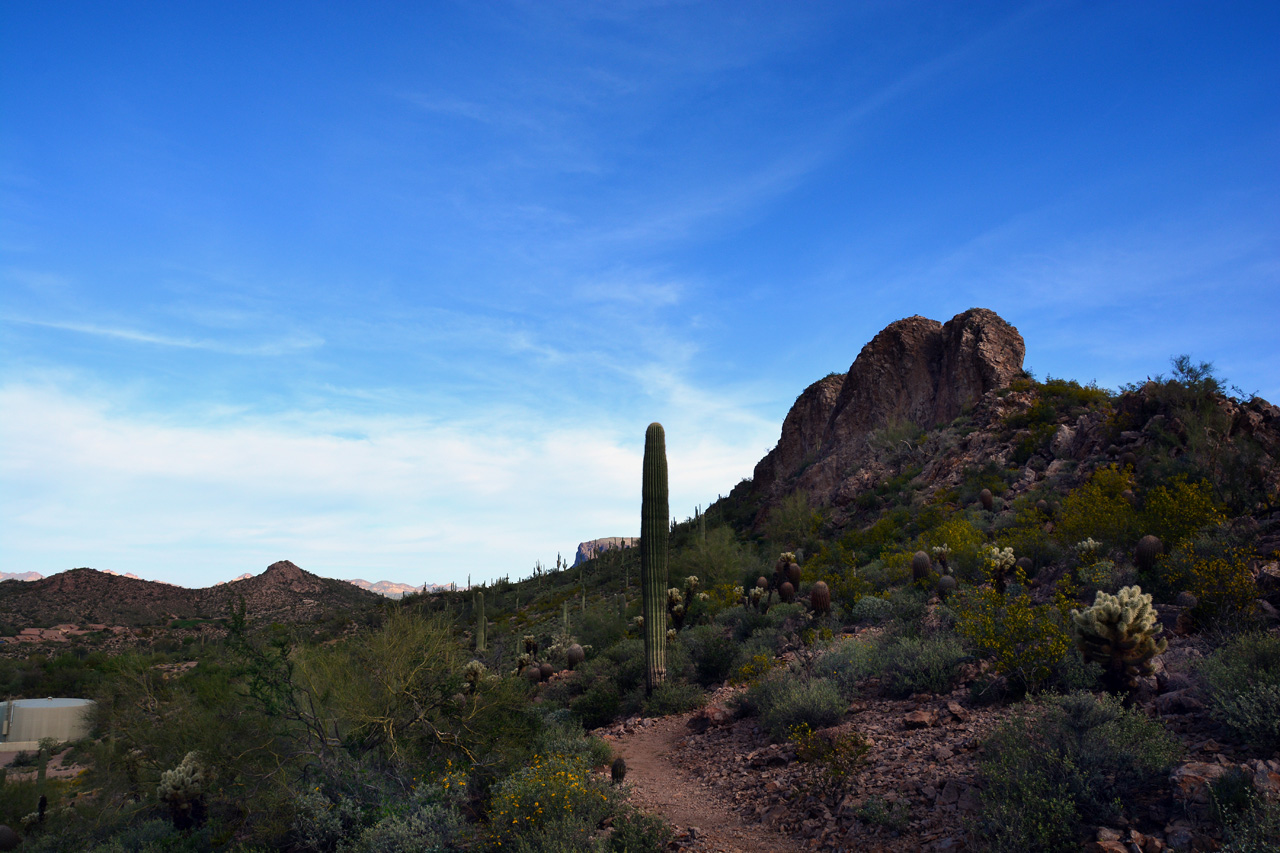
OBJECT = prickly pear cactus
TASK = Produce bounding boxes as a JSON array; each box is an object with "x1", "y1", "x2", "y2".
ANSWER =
[{"x1": 1070, "y1": 585, "x2": 1168, "y2": 696}]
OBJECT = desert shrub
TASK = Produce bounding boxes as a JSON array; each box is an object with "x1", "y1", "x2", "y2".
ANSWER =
[
  {"x1": 744, "y1": 670, "x2": 844, "y2": 741},
  {"x1": 766, "y1": 491, "x2": 821, "y2": 551},
  {"x1": 577, "y1": 608, "x2": 625, "y2": 652},
  {"x1": 531, "y1": 711, "x2": 611, "y2": 767},
  {"x1": 1140, "y1": 476, "x2": 1224, "y2": 548},
  {"x1": 973, "y1": 692, "x2": 1183, "y2": 852},
  {"x1": 993, "y1": 504, "x2": 1060, "y2": 570},
  {"x1": 815, "y1": 638, "x2": 883, "y2": 700},
  {"x1": 607, "y1": 807, "x2": 673, "y2": 853},
  {"x1": 1218, "y1": 792, "x2": 1280, "y2": 852},
  {"x1": 848, "y1": 594, "x2": 894, "y2": 624},
  {"x1": 679, "y1": 624, "x2": 737, "y2": 686},
  {"x1": 1056, "y1": 465, "x2": 1140, "y2": 550},
  {"x1": 1198, "y1": 633, "x2": 1280, "y2": 750},
  {"x1": 569, "y1": 680, "x2": 621, "y2": 730},
  {"x1": 885, "y1": 586, "x2": 930, "y2": 633},
  {"x1": 914, "y1": 514, "x2": 986, "y2": 579},
  {"x1": 671, "y1": 525, "x2": 748, "y2": 591},
  {"x1": 641, "y1": 680, "x2": 704, "y2": 717},
  {"x1": 878, "y1": 635, "x2": 969, "y2": 698},
  {"x1": 788, "y1": 721, "x2": 869, "y2": 788},
  {"x1": 1159, "y1": 522, "x2": 1257, "y2": 620},
  {"x1": 952, "y1": 580, "x2": 1072, "y2": 695},
  {"x1": 483, "y1": 753, "x2": 615, "y2": 851},
  {"x1": 856, "y1": 795, "x2": 911, "y2": 832},
  {"x1": 716, "y1": 605, "x2": 772, "y2": 643}
]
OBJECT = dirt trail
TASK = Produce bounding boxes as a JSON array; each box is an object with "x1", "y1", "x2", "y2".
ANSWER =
[{"x1": 611, "y1": 713, "x2": 806, "y2": 853}]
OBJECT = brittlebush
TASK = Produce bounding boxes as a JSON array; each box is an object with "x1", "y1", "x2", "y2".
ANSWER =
[{"x1": 953, "y1": 568, "x2": 1073, "y2": 694}]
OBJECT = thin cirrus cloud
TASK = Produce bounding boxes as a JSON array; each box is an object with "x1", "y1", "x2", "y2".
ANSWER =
[{"x1": 5, "y1": 315, "x2": 324, "y2": 357}]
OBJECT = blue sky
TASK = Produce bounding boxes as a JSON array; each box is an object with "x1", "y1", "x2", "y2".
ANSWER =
[{"x1": 2, "y1": 2, "x2": 1277, "y2": 589}]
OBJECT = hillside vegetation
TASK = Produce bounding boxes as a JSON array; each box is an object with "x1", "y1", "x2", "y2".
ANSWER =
[{"x1": 4, "y1": 355, "x2": 1280, "y2": 852}]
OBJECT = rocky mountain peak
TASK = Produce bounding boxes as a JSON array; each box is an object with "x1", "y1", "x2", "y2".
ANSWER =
[{"x1": 752, "y1": 308, "x2": 1025, "y2": 505}]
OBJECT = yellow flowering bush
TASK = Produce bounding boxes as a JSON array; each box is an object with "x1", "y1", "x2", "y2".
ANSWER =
[
  {"x1": 1056, "y1": 464, "x2": 1139, "y2": 548},
  {"x1": 953, "y1": 570, "x2": 1073, "y2": 694},
  {"x1": 1140, "y1": 476, "x2": 1224, "y2": 549},
  {"x1": 485, "y1": 752, "x2": 614, "y2": 849},
  {"x1": 1160, "y1": 523, "x2": 1257, "y2": 618}
]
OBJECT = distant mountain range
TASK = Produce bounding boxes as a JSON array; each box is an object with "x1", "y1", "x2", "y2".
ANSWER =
[
  {"x1": 0, "y1": 570, "x2": 445, "y2": 599},
  {"x1": 0, "y1": 561, "x2": 387, "y2": 627}
]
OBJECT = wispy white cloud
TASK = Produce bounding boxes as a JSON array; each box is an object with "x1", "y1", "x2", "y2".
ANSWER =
[
  {"x1": 0, "y1": 377, "x2": 773, "y2": 587},
  {"x1": 3, "y1": 316, "x2": 324, "y2": 356}
]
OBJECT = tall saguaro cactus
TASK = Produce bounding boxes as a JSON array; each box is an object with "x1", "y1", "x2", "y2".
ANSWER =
[
  {"x1": 476, "y1": 591, "x2": 486, "y2": 652},
  {"x1": 641, "y1": 422, "x2": 669, "y2": 693}
]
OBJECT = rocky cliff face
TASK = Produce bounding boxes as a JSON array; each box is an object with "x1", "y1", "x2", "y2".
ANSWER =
[
  {"x1": 574, "y1": 537, "x2": 637, "y2": 566},
  {"x1": 752, "y1": 308, "x2": 1025, "y2": 507}
]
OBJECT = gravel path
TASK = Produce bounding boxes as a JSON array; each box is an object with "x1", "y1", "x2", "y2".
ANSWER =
[{"x1": 611, "y1": 712, "x2": 807, "y2": 853}]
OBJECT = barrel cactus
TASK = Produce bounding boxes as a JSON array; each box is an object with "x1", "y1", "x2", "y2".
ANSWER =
[
  {"x1": 0, "y1": 826, "x2": 18, "y2": 852},
  {"x1": 566, "y1": 643, "x2": 585, "y2": 669},
  {"x1": 937, "y1": 574, "x2": 957, "y2": 598},
  {"x1": 640, "y1": 422, "x2": 669, "y2": 693},
  {"x1": 1134, "y1": 535, "x2": 1164, "y2": 573},
  {"x1": 779, "y1": 581, "x2": 795, "y2": 602},
  {"x1": 911, "y1": 551, "x2": 931, "y2": 582},
  {"x1": 979, "y1": 488, "x2": 994, "y2": 511},
  {"x1": 611, "y1": 756, "x2": 627, "y2": 784},
  {"x1": 810, "y1": 580, "x2": 831, "y2": 615},
  {"x1": 1070, "y1": 585, "x2": 1168, "y2": 696}
]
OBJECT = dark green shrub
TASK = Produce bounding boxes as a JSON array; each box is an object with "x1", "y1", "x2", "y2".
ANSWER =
[
  {"x1": 679, "y1": 625, "x2": 737, "y2": 686},
  {"x1": 878, "y1": 635, "x2": 969, "y2": 698},
  {"x1": 973, "y1": 692, "x2": 1182, "y2": 852},
  {"x1": 1199, "y1": 633, "x2": 1280, "y2": 750},
  {"x1": 815, "y1": 638, "x2": 882, "y2": 700},
  {"x1": 641, "y1": 680, "x2": 704, "y2": 717},
  {"x1": 608, "y1": 807, "x2": 673, "y2": 852},
  {"x1": 744, "y1": 670, "x2": 844, "y2": 740},
  {"x1": 848, "y1": 595, "x2": 893, "y2": 624}
]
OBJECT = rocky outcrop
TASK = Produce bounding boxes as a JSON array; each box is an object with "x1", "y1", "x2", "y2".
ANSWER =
[
  {"x1": 752, "y1": 374, "x2": 845, "y2": 490},
  {"x1": 574, "y1": 537, "x2": 637, "y2": 566},
  {"x1": 753, "y1": 309, "x2": 1025, "y2": 505}
]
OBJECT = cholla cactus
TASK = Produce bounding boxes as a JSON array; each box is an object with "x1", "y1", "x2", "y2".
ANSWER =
[
  {"x1": 1075, "y1": 538, "x2": 1102, "y2": 560},
  {"x1": 985, "y1": 545, "x2": 1016, "y2": 594},
  {"x1": 158, "y1": 752, "x2": 207, "y2": 830},
  {"x1": 1070, "y1": 585, "x2": 1168, "y2": 696},
  {"x1": 931, "y1": 544, "x2": 952, "y2": 573},
  {"x1": 464, "y1": 659, "x2": 487, "y2": 693}
]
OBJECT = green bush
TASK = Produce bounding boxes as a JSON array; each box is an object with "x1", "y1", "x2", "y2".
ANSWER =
[
  {"x1": 641, "y1": 680, "x2": 704, "y2": 717},
  {"x1": 1199, "y1": 633, "x2": 1280, "y2": 750},
  {"x1": 607, "y1": 807, "x2": 673, "y2": 853},
  {"x1": 744, "y1": 670, "x2": 844, "y2": 741},
  {"x1": 973, "y1": 692, "x2": 1183, "y2": 852},
  {"x1": 679, "y1": 625, "x2": 738, "y2": 686},
  {"x1": 815, "y1": 638, "x2": 882, "y2": 700},
  {"x1": 848, "y1": 595, "x2": 893, "y2": 624},
  {"x1": 483, "y1": 753, "x2": 615, "y2": 851},
  {"x1": 878, "y1": 635, "x2": 969, "y2": 698}
]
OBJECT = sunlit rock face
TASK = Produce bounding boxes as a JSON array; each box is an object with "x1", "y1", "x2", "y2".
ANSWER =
[{"x1": 751, "y1": 307, "x2": 1025, "y2": 506}]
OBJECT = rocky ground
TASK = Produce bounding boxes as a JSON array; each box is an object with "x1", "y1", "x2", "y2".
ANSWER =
[{"x1": 597, "y1": 631, "x2": 1280, "y2": 853}]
